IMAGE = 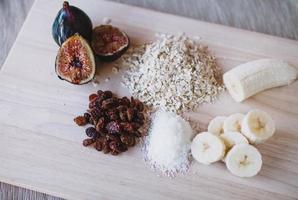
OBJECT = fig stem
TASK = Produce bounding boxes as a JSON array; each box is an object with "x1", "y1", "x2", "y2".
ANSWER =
[
  {"x1": 62, "y1": 1, "x2": 74, "y2": 24},
  {"x1": 63, "y1": 1, "x2": 69, "y2": 9}
]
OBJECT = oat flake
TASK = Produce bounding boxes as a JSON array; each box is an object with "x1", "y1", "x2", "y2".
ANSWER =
[{"x1": 120, "y1": 34, "x2": 224, "y2": 113}]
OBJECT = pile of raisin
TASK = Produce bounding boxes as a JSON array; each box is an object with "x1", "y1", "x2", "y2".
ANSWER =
[{"x1": 74, "y1": 90, "x2": 146, "y2": 155}]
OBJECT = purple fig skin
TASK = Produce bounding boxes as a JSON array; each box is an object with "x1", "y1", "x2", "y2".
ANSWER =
[{"x1": 52, "y1": 1, "x2": 93, "y2": 46}]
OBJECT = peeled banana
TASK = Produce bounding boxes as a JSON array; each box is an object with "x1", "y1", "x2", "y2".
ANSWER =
[
  {"x1": 241, "y1": 109, "x2": 275, "y2": 144},
  {"x1": 225, "y1": 144, "x2": 262, "y2": 177},
  {"x1": 191, "y1": 132, "x2": 226, "y2": 164},
  {"x1": 223, "y1": 113, "x2": 244, "y2": 133},
  {"x1": 223, "y1": 59, "x2": 297, "y2": 102},
  {"x1": 220, "y1": 131, "x2": 248, "y2": 149},
  {"x1": 207, "y1": 116, "x2": 227, "y2": 136}
]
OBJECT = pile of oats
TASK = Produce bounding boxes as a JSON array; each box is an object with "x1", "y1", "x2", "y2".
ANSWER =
[{"x1": 120, "y1": 34, "x2": 224, "y2": 113}]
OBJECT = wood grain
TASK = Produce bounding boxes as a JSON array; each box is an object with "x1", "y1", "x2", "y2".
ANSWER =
[{"x1": 1, "y1": 0, "x2": 298, "y2": 199}]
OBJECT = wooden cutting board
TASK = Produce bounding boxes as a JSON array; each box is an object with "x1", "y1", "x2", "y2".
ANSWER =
[{"x1": 1, "y1": 0, "x2": 298, "y2": 199}]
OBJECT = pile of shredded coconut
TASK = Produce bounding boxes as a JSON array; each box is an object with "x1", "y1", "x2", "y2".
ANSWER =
[
  {"x1": 120, "y1": 33, "x2": 224, "y2": 113},
  {"x1": 144, "y1": 110, "x2": 193, "y2": 176}
]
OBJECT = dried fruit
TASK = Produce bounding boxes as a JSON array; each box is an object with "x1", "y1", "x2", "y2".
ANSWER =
[
  {"x1": 106, "y1": 121, "x2": 121, "y2": 134},
  {"x1": 95, "y1": 140, "x2": 103, "y2": 151},
  {"x1": 52, "y1": 1, "x2": 92, "y2": 46},
  {"x1": 83, "y1": 138, "x2": 95, "y2": 146},
  {"x1": 102, "y1": 91, "x2": 113, "y2": 99},
  {"x1": 89, "y1": 93, "x2": 98, "y2": 102},
  {"x1": 91, "y1": 25, "x2": 130, "y2": 61},
  {"x1": 95, "y1": 117, "x2": 105, "y2": 132},
  {"x1": 83, "y1": 113, "x2": 91, "y2": 123},
  {"x1": 55, "y1": 34, "x2": 96, "y2": 84},
  {"x1": 75, "y1": 90, "x2": 148, "y2": 155},
  {"x1": 85, "y1": 127, "x2": 98, "y2": 138},
  {"x1": 126, "y1": 108, "x2": 135, "y2": 122},
  {"x1": 102, "y1": 98, "x2": 115, "y2": 109},
  {"x1": 120, "y1": 134, "x2": 135, "y2": 147},
  {"x1": 74, "y1": 116, "x2": 87, "y2": 126}
]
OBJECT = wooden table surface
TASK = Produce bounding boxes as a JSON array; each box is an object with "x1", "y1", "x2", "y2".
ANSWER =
[{"x1": 0, "y1": 0, "x2": 297, "y2": 199}]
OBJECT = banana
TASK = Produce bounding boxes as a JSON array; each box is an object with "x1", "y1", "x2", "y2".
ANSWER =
[
  {"x1": 241, "y1": 109, "x2": 275, "y2": 144},
  {"x1": 191, "y1": 132, "x2": 226, "y2": 164},
  {"x1": 223, "y1": 113, "x2": 245, "y2": 133},
  {"x1": 225, "y1": 144, "x2": 262, "y2": 177},
  {"x1": 223, "y1": 59, "x2": 297, "y2": 102},
  {"x1": 207, "y1": 116, "x2": 227, "y2": 136},
  {"x1": 220, "y1": 131, "x2": 248, "y2": 149}
]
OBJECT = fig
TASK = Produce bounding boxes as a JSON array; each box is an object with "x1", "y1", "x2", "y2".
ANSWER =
[
  {"x1": 55, "y1": 34, "x2": 96, "y2": 84},
  {"x1": 91, "y1": 25, "x2": 130, "y2": 61},
  {"x1": 52, "y1": 1, "x2": 92, "y2": 46}
]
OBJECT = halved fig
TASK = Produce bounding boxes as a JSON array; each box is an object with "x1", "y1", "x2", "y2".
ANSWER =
[
  {"x1": 91, "y1": 25, "x2": 129, "y2": 61},
  {"x1": 55, "y1": 34, "x2": 96, "y2": 84}
]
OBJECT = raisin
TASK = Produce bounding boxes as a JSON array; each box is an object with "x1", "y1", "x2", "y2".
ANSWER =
[
  {"x1": 106, "y1": 134, "x2": 121, "y2": 143},
  {"x1": 120, "y1": 134, "x2": 135, "y2": 147},
  {"x1": 102, "y1": 98, "x2": 115, "y2": 109},
  {"x1": 83, "y1": 138, "x2": 95, "y2": 146},
  {"x1": 121, "y1": 122, "x2": 134, "y2": 133},
  {"x1": 107, "y1": 109, "x2": 119, "y2": 121},
  {"x1": 90, "y1": 108, "x2": 104, "y2": 123},
  {"x1": 95, "y1": 138, "x2": 104, "y2": 151},
  {"x1": 119, "y1": 110, "x2": 128, "y2": 121},
  {"x1": 119, "y1": 97, "x2": 130, "y2": 106},
  {"x1": 97, "y1": 90, "x2": 104, "y2": 97},
  {"x1": 83, "y1": 113, "x2": 91, "y2": 123},
  {"x1": 89, "y1": 93, "x2": 98, "y2": 102},
  {"x1": 117, "y1": 105, "x2": 127, "y2": 112},
  {"x1": 126, "y1": 108, "x2": 135, "y2": 122},
  {"x1": 89, "y1": 100, "x2": 97, "y2": 109},
  {"x1": 136, "y1": 112, "x2": 144, "y2": 121},
  {"x1": 74, "y1": 116, "x2": 87, "y2": 126},
  {"x1": 135, "y1": 99, "x2": 144, "y2": 111},
  {"x1": 102, "y1": 91, "x2": 113, "y2": 99},
  {"x1": 109, "y1": 140, "x2": 120, "y2": 150},
  {"x1": 134, "y1": 130, "x2": 142, "y2": 138},
  {"x1": 130, "y1": 96, "x2": 136, "y2": 107},
  {"x1": 106, "y1": 121, "x2": 121, "y2": 134},
  {"x1": 102, "y1": 139, "x2": 111, "y2": 154},
  {"x1": 85, "y1": 127, "x2": 98, "y2": 138},
  {"x1": 131, "y1": 122, "x2": 141, "y2": 130},
  {"x1": 111, "y1": 150, "x2": 120, "y2": 156},
  {"x1": 95, "y1": 117, "x2": 105, "y2": 132},
  {"x1": 118, "y1": 144, "x2": 128, "y2": 152}
]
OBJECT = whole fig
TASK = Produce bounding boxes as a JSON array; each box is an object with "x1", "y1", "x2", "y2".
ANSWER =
[{"x1": 52, "y1": 1, "x2": 92, "y2": 46}]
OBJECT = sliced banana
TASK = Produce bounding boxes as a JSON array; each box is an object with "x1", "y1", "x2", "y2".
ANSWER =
[
  {"x1": 220, "y1": 131, "x2": 249, "y2": 149},
  {"x1": 225, "y1": 144, "x2": 262, "y2": 177},
  {"x1": 191, "y1": 132, "x2": 226, "y2": 164},
  {"x1": 207, "y1": 116, "x2": 227, "y2": 136},
  {"x1": 223, "y1": 113, "x2": 244, "y2": 133},
  {"x1": 241, "y1": 109, "x2": 275, "y2": 144},
  {"x1": 223, "y1": 59, "x2": 297, "y2": 102}
]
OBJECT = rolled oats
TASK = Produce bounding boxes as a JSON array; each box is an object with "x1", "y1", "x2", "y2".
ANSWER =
[{"x1": 120, "y1": 34, "x2": 224, "y2": 113}]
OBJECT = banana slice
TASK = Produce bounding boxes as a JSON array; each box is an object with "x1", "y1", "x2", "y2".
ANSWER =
[
  {"x1": 223, "y1": 59, "x2": 297, "y2": 102},
  {"x1": 220, "y1": 131, "x2": 249, "y2": 149},
  {"x1": 225, "y1": 144, "x2": 262, "y2": 177},
  {"x1": 207, "y1": 116, "x2": 227, "y2": 136},
  {"x1": 191, "y1": 132, "x2": 226, "y2": 164},
  {"x1": 223, "y1": 113, "x2": 245, "y2": 133},
  {"x1": 241, "y1": 109, "x2": 275, "y2": 144}
]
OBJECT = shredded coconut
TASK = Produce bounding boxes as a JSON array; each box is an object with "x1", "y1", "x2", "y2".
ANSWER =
[
  {"x1": 120, "y1": 33, "x2": 224, "y2": 113},
  {"x1": 144, "y1": 110, "x2": 193, "y2": 176}
]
